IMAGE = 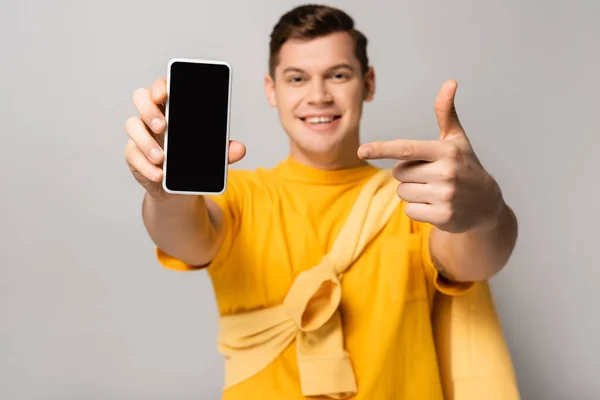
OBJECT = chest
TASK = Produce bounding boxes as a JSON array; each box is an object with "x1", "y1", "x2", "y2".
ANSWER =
[{"x1": 211, "y1": 185, "x2": 429, "y2": 314}]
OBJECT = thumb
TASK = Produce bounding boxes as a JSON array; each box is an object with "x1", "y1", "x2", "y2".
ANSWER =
[
  {"x1": 434, "y1": 79, "x2": 465, "y2": 140},
  {"x1": 228, "y1": 140, "x2": 247, "y2": 164}
]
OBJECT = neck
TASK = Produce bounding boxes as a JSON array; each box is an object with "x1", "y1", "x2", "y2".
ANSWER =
[
  {"x1": 289, "y1": 137, "x2": 368, "y2": 171},
  {"x1": 289, "y1": 148, "x2": 367, "y2": 171}
]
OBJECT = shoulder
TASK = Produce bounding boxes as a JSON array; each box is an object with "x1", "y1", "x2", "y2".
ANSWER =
[
  {"x1": 225, "y1": 164, "x2": 281, "y2": 194},
  {"x1": 207, "y1": 164, "x2": 280, "y2": 209}
]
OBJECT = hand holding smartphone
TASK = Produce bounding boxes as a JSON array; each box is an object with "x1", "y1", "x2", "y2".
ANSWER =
[{"x1": 124, "y1": 58, "x2": 245, "y2": 200}]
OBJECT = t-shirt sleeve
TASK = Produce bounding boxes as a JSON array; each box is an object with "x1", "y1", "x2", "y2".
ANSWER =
[
  {"x1": 415, "y1": 221, "x2": 474, "y2": 296},
  {"x1": 156, "y1": 171, "x2": 243, "y2": 272}
]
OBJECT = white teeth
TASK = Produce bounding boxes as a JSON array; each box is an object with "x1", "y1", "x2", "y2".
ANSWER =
[{"x1": 307, "y1": 116, "x2": 334, "y2": 124}]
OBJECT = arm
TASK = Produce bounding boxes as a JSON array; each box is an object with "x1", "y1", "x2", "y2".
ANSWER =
[
  {"x1": 142, "y1": 193, "x2": 225, "y2": 267},
  {"x1": 430, "y1": 200, "x2": 518, "y2": 282},
  {"x1": 357, "y1": 79, "x2": 518, "y2": 284},
  {"x1": 124, "y1": 77, "x2": 246, "y2": 268}
]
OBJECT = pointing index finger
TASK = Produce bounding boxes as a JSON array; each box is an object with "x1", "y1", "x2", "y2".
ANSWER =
[{"x1": 358, "y1": 139, "x2": 445, "y2": 162}]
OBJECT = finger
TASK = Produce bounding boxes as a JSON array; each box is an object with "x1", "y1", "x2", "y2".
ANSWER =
[
  {"x1": 151, "y1": 78, "x2": 168, "y2": 108},
  {"x1": 404, "y1": 202, "x2": 435, "y2": 224},
  {"x1": 434, "y1": 79, "x2": 464, "y2": 139},
  {"x1": 358, "y1": 139, "x2": 446, "y2": 161},
  {"x1": 132, "y1": 87, "x2": 166, "y2": 134},
  {"x1": 125, "y1": 140, "x2": 163, "y2": 182},
  {"x1": 125, "y1": 116, "x2": 164, "y2": 164},
  {"x1": 392, "y1": 160, "x2": 433, "y2": 183},
  {"x1": 392, "y1": 157, "x2": 460, "y2": 184},
  {"x1": 396, "y1": 182, "x2": 435, "y2": 204},
  {"x1": 405, "y1": 203, "x2": 451, "y2": 228},
  {"x1": 228, "y1": 141, "x2": 247, "y2": 164}
]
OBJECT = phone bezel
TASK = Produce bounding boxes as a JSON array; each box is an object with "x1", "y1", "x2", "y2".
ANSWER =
[{"x1": 162, "y1": 57, "x2": 232, "y2": 195}]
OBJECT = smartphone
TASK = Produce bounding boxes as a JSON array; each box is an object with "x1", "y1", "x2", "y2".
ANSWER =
[{"x1": 162, "y1": 58, "x2": 232, "y2": 195}]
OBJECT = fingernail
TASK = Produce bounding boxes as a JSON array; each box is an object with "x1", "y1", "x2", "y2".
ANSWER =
[
  {"x1": 149, "y1": 148, "x2": 162, "y2": 161},
  {"x1": 151, "y1": 118, "x2": 164, "y2": 132},
  {"x1": 358, "y1": 146, "x2": 371, "y2": 158}
]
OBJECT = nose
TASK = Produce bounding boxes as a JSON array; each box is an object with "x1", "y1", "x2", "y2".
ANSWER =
[{"x1": 307, "y1": 79, "x2": 333, "y2": 105}]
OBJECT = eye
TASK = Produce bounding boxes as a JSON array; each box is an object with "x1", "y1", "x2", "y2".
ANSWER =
[
  {"x1": 329, "y1": 72, "x2": 351, "y2": 81},
  {"x1": 287, "y1": 75, "x2": 305, "y2": 84}
]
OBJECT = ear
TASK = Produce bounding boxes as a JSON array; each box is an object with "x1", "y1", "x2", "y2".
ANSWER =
[
  {"x1": 264, "y1": 73, "x2": 277, "y2": 108},
  {"x1": 363, "y1": 66, "x2": 375, "y2": 102}
]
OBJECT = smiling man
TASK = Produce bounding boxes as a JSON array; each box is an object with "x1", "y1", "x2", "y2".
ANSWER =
[
  {"x1": 264, "y1": 27, "x2": 371, "y2": 171},
  {"x1": 125, "y1": 4, "x2": 518, "y2": 400}
]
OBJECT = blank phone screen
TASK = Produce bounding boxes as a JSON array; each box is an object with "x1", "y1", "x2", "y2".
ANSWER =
[{"x1": 164, "y1": 60, "x2": 231, "y2": 193}]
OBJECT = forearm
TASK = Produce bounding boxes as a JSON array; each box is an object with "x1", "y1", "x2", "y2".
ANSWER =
[
  {"x1": 430, "y1": 201, "x2": 518, "y2": 282},
  {"x1": 142, "y1": 193, "x2": 219, "y2": 266}
]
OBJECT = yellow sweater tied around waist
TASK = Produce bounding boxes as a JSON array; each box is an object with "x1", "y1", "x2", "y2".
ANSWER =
[{"x1": 216, "y1": 168, "x2": 520, "y2": 399}]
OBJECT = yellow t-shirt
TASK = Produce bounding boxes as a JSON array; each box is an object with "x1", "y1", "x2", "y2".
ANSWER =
[{"x1": 157, "y1": 157, "x2": 471, "y2": 400}]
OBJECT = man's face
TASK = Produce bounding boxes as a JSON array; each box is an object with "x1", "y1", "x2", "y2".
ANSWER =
[{"x1": 265, "y1": 32, "x2": 375, "y2": 163}]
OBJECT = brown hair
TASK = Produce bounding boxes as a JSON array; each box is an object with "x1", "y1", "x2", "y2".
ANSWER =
[{"x1": 268, "y1": 4, "x2": 369, "y2": 78}]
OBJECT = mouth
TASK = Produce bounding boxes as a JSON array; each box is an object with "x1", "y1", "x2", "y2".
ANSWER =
[{"x1": 298, "y1": 115, "x2": 342, "y2": 131}]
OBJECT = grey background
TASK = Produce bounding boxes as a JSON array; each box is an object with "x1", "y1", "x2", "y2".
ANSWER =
[{"x1": 1, "y1": 0, "x2": 598, "y2": 399}]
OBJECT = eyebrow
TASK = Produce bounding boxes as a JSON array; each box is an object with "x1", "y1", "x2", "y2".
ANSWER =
[{"x1": 282, "y1": 63, "x2": 357, "y2": 74}]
